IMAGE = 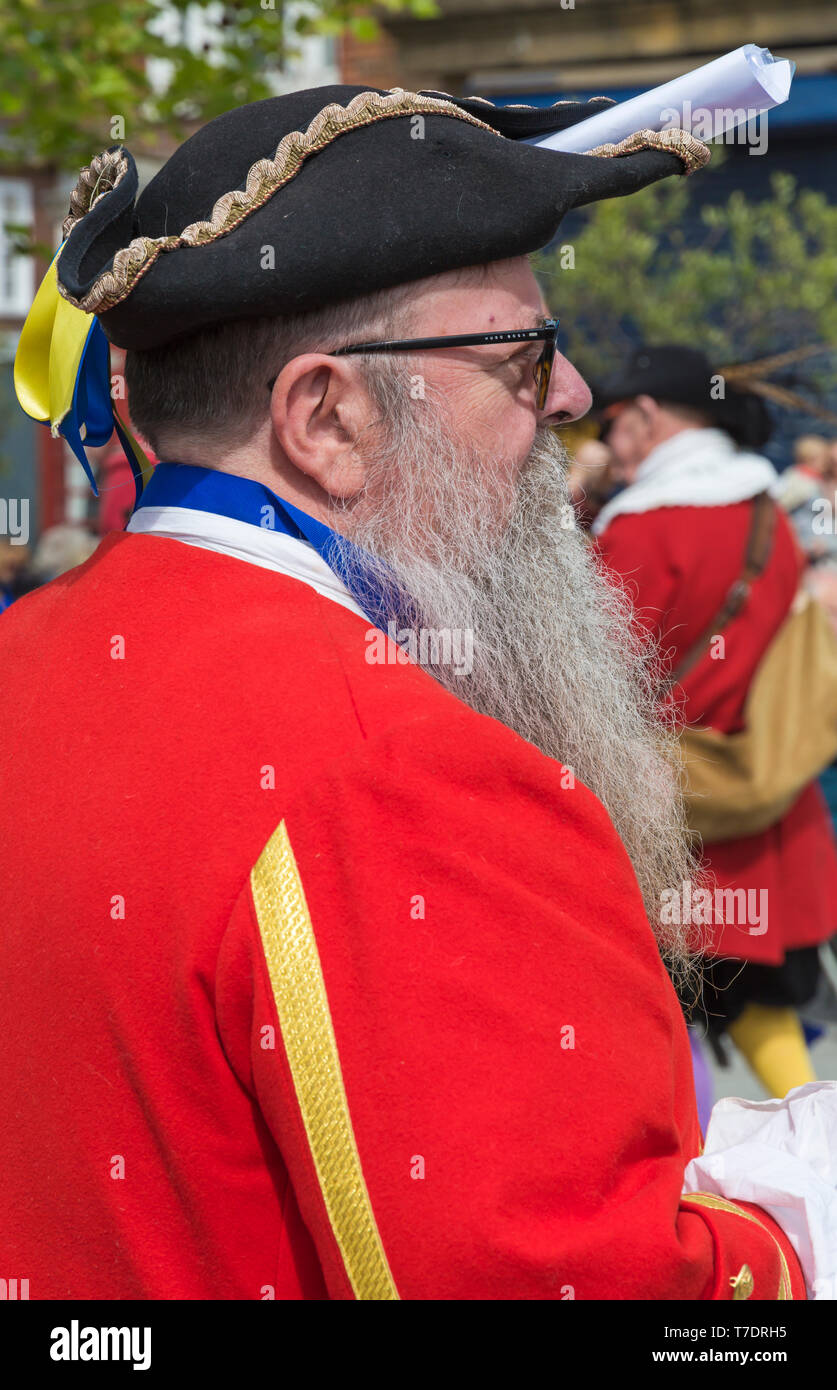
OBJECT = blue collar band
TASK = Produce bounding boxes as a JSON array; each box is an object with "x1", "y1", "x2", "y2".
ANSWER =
[{"x1": 133, "y1": 463, "x2": 398, "y2": 627}]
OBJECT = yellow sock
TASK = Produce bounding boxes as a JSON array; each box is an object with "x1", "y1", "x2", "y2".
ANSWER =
[{"x1": 728, "y1": 1004, "x2": 817, "y2": 1098}]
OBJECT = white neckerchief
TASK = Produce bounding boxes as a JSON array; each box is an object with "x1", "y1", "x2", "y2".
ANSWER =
[
  {"x1": 126, "y1": 504, "x2": 368, "y2": 621},
  {"x1": 593, "y1": 428, "x2": 778, "y2": 535}
]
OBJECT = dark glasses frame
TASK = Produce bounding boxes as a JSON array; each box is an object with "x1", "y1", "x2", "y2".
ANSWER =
[
  {"x1": 334, "y1": 316, "x2": 560, "y2": 410},
  {"x1": 267, "y1": 317, "x2": 560, "y2": 410}
]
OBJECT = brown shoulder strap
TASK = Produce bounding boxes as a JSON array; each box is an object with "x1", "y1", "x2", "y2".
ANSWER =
[{"x1": 665, "y1": 491, "x2": 777, "y2": 690}]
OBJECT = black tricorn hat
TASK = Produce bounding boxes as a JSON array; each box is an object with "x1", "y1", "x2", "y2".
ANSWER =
[
  {"x1": 596, "y1": 344, "x2": 773, "y2": 449},
  {"x1": 55, "y1": 85, "x2": 708, "y2": 351}
]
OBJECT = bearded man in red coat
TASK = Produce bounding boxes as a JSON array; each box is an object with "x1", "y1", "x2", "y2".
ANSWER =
[
  {"x1": 2, "y1": 90, "x2": 834, "y2": 1301},
  {"x1": 595, "y1": 345, "x2": 837, "y2": 1101}
]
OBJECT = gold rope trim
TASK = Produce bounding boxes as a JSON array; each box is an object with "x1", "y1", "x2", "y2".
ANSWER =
[
  {"x1": 437, "y1": 92, "x2": 584, "y2": 111},
  {"x1": 681, "y1": 1192, "x2": 794, "y2": 1300},
  {"x1": 251, "y1": 820, "x2": 399, "y2": 1301},
  {"x1": 62, "y1": 148, "x2": 131, "y2": 241},
  {"x1": 57, "y1": 89, "x2": 496, "y2": 318},
  {"x1": 587, "y1": 127, "x2": 710, "y2": 175}
]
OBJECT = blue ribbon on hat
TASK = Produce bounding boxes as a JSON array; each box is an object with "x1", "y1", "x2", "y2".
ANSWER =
[{"x1": 14, "y1": 247, "x2": 153, "y2": 502}]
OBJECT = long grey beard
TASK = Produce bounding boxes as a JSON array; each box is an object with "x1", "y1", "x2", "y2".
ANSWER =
[{"x1": 331, "y1": 376, "x2": 701, "y2": 992}]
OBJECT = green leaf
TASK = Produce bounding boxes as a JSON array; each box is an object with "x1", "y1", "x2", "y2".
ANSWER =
[{"x1": 0, "y1": 0, "x2": 432, "y2": 170}]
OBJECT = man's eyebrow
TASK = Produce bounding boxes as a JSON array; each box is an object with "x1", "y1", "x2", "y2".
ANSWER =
[
  {"x1": 521, "y1": 309, "x2": 548, "y2": 334},
  {"x1": 485, "y1": 308, "x2": 542, "y2": 332},
  {"x1": 505, "y1": 317, "x2": 545, "y2": 354}
]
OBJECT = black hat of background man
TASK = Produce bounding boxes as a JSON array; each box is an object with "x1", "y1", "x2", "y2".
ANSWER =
[
  {"x1": 55, "y1": 84, "x2": 708, "y2": 351},
  {"x1": 596, "y1": 344, "x2": 772, "y2": 449}
]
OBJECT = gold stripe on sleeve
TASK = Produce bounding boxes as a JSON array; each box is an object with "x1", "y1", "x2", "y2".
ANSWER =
[
  {"x1": 251, "y1": 819, "x2": 399, "y2": 1300},
  {"x1": 681, "y1": 1191, "x2": 794, "y2": 1300}
]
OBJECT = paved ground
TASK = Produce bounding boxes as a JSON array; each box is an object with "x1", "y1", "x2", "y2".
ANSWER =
[{"x1": 705, "y1": 1023, "x2": 837, "y2": 1103}]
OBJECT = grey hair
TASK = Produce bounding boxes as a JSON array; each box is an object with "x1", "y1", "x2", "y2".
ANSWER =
[
  {"x1": 123, "y1": 282, "x2": 420, "y2": 456},
  {"x1": 123, "y1": 262, "x2": 498, "y2": 456}
]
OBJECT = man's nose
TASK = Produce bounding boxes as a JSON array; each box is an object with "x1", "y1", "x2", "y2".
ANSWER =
[{"x1": 540, "y1": 352, "x2": 592, "y2": 424}]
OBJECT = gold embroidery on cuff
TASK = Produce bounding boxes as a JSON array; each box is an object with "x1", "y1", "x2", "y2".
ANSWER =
[
  {"x1": 731, "y1": 1264, "x2": 754, "y2": 1299},
  {"x1": 57, "y1": 89, "x2": 497, "y2": 318},
  {"x1": 251, "y1": 819, "x2": 399, "y2": 1300},
  {"x1": 682, "y1": 1192, "x2": 794, "y2": 1300}
]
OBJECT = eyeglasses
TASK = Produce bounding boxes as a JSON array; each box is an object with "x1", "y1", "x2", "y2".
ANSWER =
[
  {"x1": 334, "y1": 316, "x2": 560, "y2": 411},
  {"x1": 266, "y1": 317, "x2": 560, "y2": 411}
]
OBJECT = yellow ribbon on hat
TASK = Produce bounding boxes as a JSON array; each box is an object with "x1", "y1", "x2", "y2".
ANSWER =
[
  {"x1": 15, "y1": 251, "x2": 89, "y2": 430},
  {"x1": 14, "y1": 249, "x2": 152, "y2": 497}
]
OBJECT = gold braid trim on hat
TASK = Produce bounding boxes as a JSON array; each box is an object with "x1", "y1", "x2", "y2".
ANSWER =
[
  {"x1": 56, "y1": 89, "x2": 497, "y2": 318},
  {"x1": 444, "y1": 93, "x2": 583, "y2": 111},
  {"x1": 63, "y1": 148, "x2": 131, "y2": 239},
  {"x1": 445, "y1": 107, "x2": 706, "y2": 166},
  {"x1": 587, "y1": 127, "x2": 710, "y2": 175}
]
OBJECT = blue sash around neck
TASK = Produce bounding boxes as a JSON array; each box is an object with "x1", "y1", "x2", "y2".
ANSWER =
[{"x1": 132, "y1": 463, "x2": 396, "y2": 628}]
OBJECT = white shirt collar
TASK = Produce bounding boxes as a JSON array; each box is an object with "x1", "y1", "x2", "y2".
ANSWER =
[
  {"x1": 592, "y1": 429, "x2": 778, "y2": 534},
  {"x1": 126, "y1": 503, "x2": 368, "y2": 621}
]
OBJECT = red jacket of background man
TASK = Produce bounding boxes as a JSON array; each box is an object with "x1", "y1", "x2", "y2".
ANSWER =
[
  {"x1": 596, "y1": 493, "x2": 837, "y2": 966},
  {"x1": 0, "y1": 529, "x2": 805, "y2": 1298}
]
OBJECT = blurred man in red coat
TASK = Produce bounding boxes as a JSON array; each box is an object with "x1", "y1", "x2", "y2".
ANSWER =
[
  {"x1": 1, "y1": 92, "x2": 830, "y2": 1301},
  {"x1": 595, "y1": 346, "x2": 837, "y2": 1098}
]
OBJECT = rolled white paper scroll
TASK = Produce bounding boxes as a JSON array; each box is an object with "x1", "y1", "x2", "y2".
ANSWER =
[{"x1": 532, "y1": 44, "x2": 795, "y2": 153}]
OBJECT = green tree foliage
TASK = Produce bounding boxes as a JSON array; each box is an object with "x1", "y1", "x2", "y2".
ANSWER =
[
  {"x1": 0, "y1": 0, "x2": 437, "y2": 169},
  {"x1": 537, "y1": 169, "x2": 837, "y2": 385}
]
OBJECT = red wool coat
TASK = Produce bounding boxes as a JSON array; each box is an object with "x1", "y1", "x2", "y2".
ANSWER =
[
  {"x1": 0, "y1": 530, "x2": 804, "y2": 1298},
  {"x1": 596, "y1": 499, "x2": 837, "y2": 965}
]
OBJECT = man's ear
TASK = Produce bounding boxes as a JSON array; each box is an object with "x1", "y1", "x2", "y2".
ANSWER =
[
  {"x1": 634, "y1": 394, "x2": 660, "y2": 425},
  {"x1": 268, "y1": 353, "x2": 377, "y2": 501}
]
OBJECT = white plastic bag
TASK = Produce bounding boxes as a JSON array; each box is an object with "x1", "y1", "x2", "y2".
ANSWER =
[{"x1": 683, "y1": 1081, "x2": 837, "y2": 1299}]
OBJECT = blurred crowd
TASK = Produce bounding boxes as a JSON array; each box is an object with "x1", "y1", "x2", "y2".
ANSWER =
[
  {"x1": 570, "y1": 429, "x2": 837, "y2": 628},
  {"x1": 0, "y1": 438, "x2": 140, "y2": 614},
  {"x1": 0, "y1": 525, "x2": 98, "y2": 615},
  {"x1": 566, "y1": 350, "x2": 837, "y2": 1121}
]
